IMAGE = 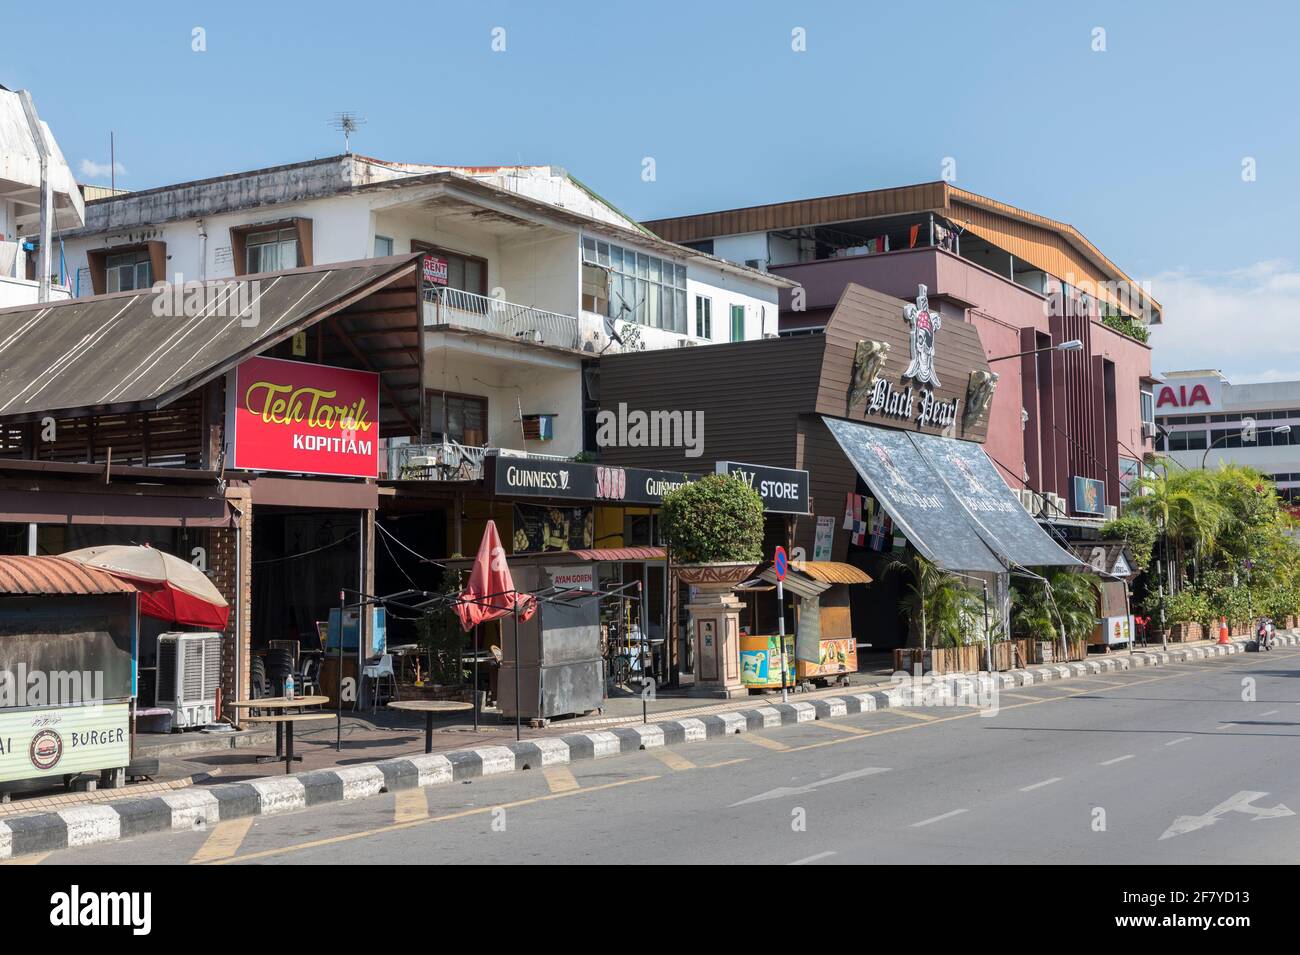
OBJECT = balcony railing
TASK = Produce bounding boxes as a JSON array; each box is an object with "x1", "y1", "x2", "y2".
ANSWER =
[
  {"x1": 423, "y1": 286, "x2": 580, "y2": 350},
  {"x1": 386, "y1": 442, "x2": 570, "y2": 482}
]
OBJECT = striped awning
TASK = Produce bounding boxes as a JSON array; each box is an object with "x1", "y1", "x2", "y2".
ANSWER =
[{"x1": 0, "y1": 556, "x2": 138, "y2": 595}]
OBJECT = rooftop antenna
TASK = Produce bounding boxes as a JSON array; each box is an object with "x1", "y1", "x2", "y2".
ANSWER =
[{"x1": 328, "y1": 111, "x2": 366, "y2": 154}]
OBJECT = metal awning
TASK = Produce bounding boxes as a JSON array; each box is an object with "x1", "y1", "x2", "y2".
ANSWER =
[
  {"x1": 0, "y1": 556, "x2": 137, "y2": 595},
  {"x1": 758, "y1": 567, "x2": 830, "y2": 600},
  {"x1": 798, "y1": 561, "x2": 872, "y2": 585},
  {"x1": 566, "y1": 546, "x2": 666, "y2": 562},
  {"x1": 0, "y1": 255, "x2": 421, "y2": 428},
  {"x1": 823, "y1": 417, "x2": 1079, "y2": 572}
]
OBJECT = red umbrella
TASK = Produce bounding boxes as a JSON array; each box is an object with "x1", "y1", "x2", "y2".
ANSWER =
[
  {"x1": 454, "y1": 521, "x2": 536, "y2": 631},
  {"x1": 61, "y1": 544, "x2": 230, "y2": 630}
]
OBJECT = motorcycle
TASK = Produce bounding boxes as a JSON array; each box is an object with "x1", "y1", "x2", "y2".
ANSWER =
[{"x1": 1256, "y1": 617, "x2": 1276, "y2": 651}]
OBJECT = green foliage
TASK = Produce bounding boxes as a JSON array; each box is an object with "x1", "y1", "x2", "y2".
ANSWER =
[
  {"x1": 1011, "y1": 570, "x2": 1100, "y2": 643},
  {"x1": 417, "y1": 567, "x2": 467, "y2": 686},
  {"x1": 1099, "y1": 514, "x2": 1156, "y2": 572},
  {"x1": 895, "y1": 557, "x2": 985, "y2": 648},
  {"x1": 660, "y1": 473, "x2": 764, "y2": 564},
  {"x1": 1163, "y1": 588, "x2": 1208, "y2": 626},
  {"x1": 1101, "y1": 312, "x2": 1150, "y2": 343}
]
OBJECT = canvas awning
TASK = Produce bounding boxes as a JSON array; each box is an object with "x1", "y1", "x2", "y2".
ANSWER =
[{"x1": 822, "y1": 417, "x2": 1079, "y2": 573}]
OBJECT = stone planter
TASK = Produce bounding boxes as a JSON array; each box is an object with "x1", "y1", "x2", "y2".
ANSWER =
[{"x1": 677, "y1": 561, "x2": 760, "y2": 699}]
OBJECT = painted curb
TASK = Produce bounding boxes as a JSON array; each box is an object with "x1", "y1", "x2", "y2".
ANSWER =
[{"x1": 1, "y1": 632, "x2": 1292, "y2": 860}]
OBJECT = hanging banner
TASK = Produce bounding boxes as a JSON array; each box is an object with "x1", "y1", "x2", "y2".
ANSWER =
[
  {"x1": 228, "y1": 356, "x2": 380, "y2": 479},
  {"x1": 0, "y1": 702, "x2": 131, "y2": 785}
]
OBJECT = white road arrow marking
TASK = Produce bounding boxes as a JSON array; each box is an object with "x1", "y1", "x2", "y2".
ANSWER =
[
  {"x1": 729, "y1": 767, "x2": 890, "y2": 807},
  {"x1": 1160, "y1": 790, "x2": 1295, "y2": 840}
]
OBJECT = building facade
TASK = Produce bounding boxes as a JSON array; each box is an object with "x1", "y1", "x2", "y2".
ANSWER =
[
  {"x1": 1155, "y1": 370, "x2": 1300, "y2": 499},
  {"x1": 643, "y1": 182, "x2": 1161, "y2": 524}
]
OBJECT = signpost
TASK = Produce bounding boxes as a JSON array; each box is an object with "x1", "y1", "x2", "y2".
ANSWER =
[{"x1": 774, "y1": 546, "x2": 788, "y2": 703}]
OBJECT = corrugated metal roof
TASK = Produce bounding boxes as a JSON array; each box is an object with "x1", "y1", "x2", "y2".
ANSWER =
[
  {"x1": 0, "y1": 255, "x2": 418, "y2": 421},
  {"x1": 567, "y1": 546, "x2": 666, "y2": 561},
  {"x1": 0, "y1": 556, "x2": 137, "y2": 595},
  {"x1": 798, "y1": 561, "x2": 873, "y2": 585},
  {"x1": 758, "y1": 567, "x2": 829, "y2": 599}
]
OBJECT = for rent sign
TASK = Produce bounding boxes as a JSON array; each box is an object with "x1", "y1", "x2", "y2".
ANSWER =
[{"x1": 229, "y1": 356, "x2": 380, "y2": 478}]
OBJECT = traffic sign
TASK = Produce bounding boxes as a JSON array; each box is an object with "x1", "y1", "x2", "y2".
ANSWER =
[{"x1": 773, "y1": 546, "x2": 788, "y2": 581}]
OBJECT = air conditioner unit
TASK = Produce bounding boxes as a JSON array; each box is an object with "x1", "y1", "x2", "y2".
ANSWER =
[
  {"x1": 1046, "y1": 493, "x2": 1064, "y2": 516},
  {"x1": 1030, "y1": 492, "x2": 1045, "y2": 516},
  {"x1": 677, "y1": 338, "x2": 699, "y2": 346},
  {"x1": 1017, "y1": 489, "x2": 1034, "y2": 512},
  {"x1": 1105, "y1": 505, "x2": 1118, "y2": 521},
  {"x1": 1141, "y1": 421, "x2": 1157, "y2": 439},
  {"x1": 156, "y1": 632, "x2": 223, "y2": 729}
]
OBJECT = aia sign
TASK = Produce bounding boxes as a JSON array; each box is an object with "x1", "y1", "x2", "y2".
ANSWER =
[
  {"x1": 1155, "y1": 378, "x2": 1221, "y2": 413},
  {"x1": 230, "y1": 356, "x2": 380, "y2": 478}
]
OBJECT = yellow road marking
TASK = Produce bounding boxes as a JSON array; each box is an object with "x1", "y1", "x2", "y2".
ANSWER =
[
  {"x1": 735, "y1": 733, "x2": 790, "y2": 751},
  {"x1": 207, "y1": 775, "x2": 659, "y2": 865},
  {"x1": 645, "y1": 747, "x2": 696, "y2": 771},
  {"x1": 394, "y1": 787, "x2": 429, "y2": 823},
  {"x1": 542, "y1": 766, "x2": 580, "y2": 793},
  {"x1": 0, "y1": 851, "x2": 49, "y2": 865},
  {"x1": 699, "y1": 757, "x2": 750, "y2": 769},
  {"x1": 189, "y1": 818, "x2": 254, "y2": 864},
  {"x1": 885, "y1": 707, "x2": 936, "y2": 721},
  {"x1": 813, "y1": 720, "x2": 875, "y2": 736}
]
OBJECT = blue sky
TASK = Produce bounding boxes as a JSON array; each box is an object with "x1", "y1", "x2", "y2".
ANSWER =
[{"x1": 5, "y1": 0, "x2": 1295, "y2": 379}]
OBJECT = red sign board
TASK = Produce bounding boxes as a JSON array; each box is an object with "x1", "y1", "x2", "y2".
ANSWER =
[
  {"x1": 229, "y1": 356, "x2": 380, "y2": 478},
  {"x1": 421, "y1": 254, "x2": 448, "y2": 286}
]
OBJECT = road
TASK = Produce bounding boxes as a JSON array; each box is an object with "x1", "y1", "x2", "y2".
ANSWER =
[{"x1": 18, "y1": 647, "x2": 1300, "y2": 865}]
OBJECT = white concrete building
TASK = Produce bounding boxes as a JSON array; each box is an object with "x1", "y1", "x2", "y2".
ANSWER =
[
  {"x1": 0, "y1": 85, "x2": 83, "y2": 306},
  {"x1": 58, "y1": 155, "x2": 791, "y2": 462},
  {"x1": 1155, "y1": 370, "x2": 1300, "y2": 499}
]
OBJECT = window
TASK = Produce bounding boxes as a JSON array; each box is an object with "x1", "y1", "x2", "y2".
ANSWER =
[
  {"x1": 105, "y1": 250, "x2": 152, "y2": 293},
  {"x1": 1169, "y1": 430, "x2": 1209, "y2": 451},
  {"x1": 730, "y1": 304, "x2": 745, "y2": 342},
  {"x1": 694, "y1": 295, "x2": 712, "y2": 339},
  {"x1": 582, "y1": 237, "x2": 687, "y2": 333},
  {"x1": 1140, "y1": 389, "x2": 1154, "y2": 428},
  {"x1": 246, "y1": 227, "x2": 299, "y2": 274},
  {"x1": 413, "y1": 242, "x2": 486, "y2": 295},
  {"x1": 374, "y1": 235, "x2": 394, "y2": 257},
  {"x1": 429, "y1": 393, "x2": 488, "y2": 447}
]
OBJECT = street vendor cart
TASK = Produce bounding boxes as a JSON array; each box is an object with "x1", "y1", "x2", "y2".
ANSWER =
[
  {"x1": 0, "y1": 556, "x2": 139, "y2": 796},
  {"x1": 760, "y1": 561, "x2": 872, "y2": 687}
]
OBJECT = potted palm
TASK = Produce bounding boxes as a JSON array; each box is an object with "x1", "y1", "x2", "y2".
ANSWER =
[{"x1": 661, "y1": 474, "x2": 764, "y2": 698}]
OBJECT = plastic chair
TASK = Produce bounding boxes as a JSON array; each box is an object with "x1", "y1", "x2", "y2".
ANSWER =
[
  {"x1": 361, "y1": 654, "x2": 398, "y2": 712},
  {"x1": 298, "y1": 656, "x2": 319, "y2": 697}
]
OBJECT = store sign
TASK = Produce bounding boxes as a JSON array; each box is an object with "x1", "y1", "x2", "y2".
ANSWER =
[
  {"x1": 1073, "y1": 475, "x2": 1106, "y2": 516},
  {"x1": 421, "y1": 254, "x2": 448, "y2": 286},
  {"x1": 1154, "y1": 377, "x2": 1222, "y2": 414},
  {"x1": 229, "y1": 356, "x2": 380, "y2": 479},
  {"x1": 0, "y1": 702, "x2": 130, "y2": 784},
  {"x1": 545, "y1": 564, "x2": 594, "y2": 590},
  {"x1": 1098, "y1": 614, "x2": 1134, "y2": 647},
  {"x1": 715, "y1": 461, "x2": 810, "y2": 515},
  {"x1": 595, "y1": 464, "x2": 696, "y2": 505},
  {"x1": 490, "y1": 456, "x2": 597, "y2": 499}
]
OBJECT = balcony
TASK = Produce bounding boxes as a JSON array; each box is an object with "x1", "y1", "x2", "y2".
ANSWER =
[
  {"x1": 386, "y1": 441, "x2": 571, "y2": 482},
  {"x1": 423, "y1": 286, "x2": 581, "y2": 350}
]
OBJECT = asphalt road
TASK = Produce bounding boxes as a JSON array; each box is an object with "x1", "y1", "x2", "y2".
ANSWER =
[{"x1": 20, "y1": 647, "x2": 1300, "y2": 865}]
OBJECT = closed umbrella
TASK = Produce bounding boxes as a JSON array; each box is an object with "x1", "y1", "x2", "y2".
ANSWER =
[{"x1": 61, "y1": 544, "x2": 230, "y2": 629}]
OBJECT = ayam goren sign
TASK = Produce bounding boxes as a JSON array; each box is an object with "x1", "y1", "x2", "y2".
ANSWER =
[{"x1": 229, "y1": 356, "x2": 380, "y2": 478}]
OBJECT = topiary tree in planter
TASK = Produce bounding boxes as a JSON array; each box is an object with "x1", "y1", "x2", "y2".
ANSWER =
[
  {"x1": 661, "y1": 474, "x2": 765, "y2": 698},
  {"x1": 659, "y1": 473, "x2": 764, "y2": 565}
]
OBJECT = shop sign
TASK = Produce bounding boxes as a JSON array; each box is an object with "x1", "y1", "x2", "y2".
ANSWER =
[
  {"x1": 715, "y1": 461, "x2": 810, "y2": 515},
  {"x1": 512, "y1": 503, "x2": 594, "y2": 553},
  {"x1": 1072, "y1": 475, "x2": 1106, "y2": 516},
  {"x1": 545, "y1": 564, "x2": 594, "y2": 590},
  {"x1": 0, "y1": 702, "x2": 130, "y2": 784},
  {"x1": 1154, "y1": 377, "x2": 1222, "y2": 414},
  {"x1": 813, "y1": 516, "x2": 835, "y2": 561},
  {"x1": 421, "y1": 254, "x2": 449, "y2": 286},
  {"x1": 229, "y1": 356, "x2": 380, "y2": 479},
  {"x1": 490, "y1": 456, "x2": 597, "y2": 499},
  {"x1": 595, "y1": 464, "x2": 696, "y2": 505},
  {"x1": 1098, "y1": 614, "x2": 1134, "y2": 647}
]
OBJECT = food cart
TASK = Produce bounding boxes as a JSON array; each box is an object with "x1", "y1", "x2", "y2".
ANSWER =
[
  {"x1": 0, "y1": 556, "x2": 139, "y2": 795},
  {"x1": 760, "y1": 561, "x2": 872, "y2": 687}
]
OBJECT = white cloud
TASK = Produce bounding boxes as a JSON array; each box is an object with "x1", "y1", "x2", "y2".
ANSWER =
[
  {"x1": 77, "y1": 158, "x2": 126, "y2": 180},
  {"x1": 1148, "y1": 260, "x2": 1300, "y2": 384}
]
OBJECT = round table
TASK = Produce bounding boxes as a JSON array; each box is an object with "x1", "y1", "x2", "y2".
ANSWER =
[
  {"x1": 240, "y1": 713, "x2": 334, "y2": 773},
  {"x1": 387, "y1": 700, "x2": 474, "y2": 753},
  {"x1": 228, "y1": 697, "x2": 330, "y2": 769}
]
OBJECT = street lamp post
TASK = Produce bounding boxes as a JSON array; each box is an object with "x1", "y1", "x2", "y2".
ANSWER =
[
  {"x1": 1200, "y1": 425, "x2": 1291, "y2": 470},
  {"x1": 987, "y1": 339, "x2": 1084, "y2": 363}
]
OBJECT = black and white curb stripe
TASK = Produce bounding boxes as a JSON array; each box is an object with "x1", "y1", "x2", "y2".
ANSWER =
[{"x1": 1, "y1": 633, "x2": 1291, "y2": 860}]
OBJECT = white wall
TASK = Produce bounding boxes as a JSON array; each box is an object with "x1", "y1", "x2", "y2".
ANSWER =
[
  {"x1": 0, "y1": 274, "x2": 71, "y2": 307},
  {"x1": 711, "y1": 232, "x2": 770, "y2": 269}
]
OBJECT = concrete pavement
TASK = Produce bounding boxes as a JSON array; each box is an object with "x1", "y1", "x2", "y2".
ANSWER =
[{"x1": 18, "y1": 643, "x2": 1300, "y2": 865}]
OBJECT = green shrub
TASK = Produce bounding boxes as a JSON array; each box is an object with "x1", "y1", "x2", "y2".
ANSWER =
[
  {"x1": 1099, "y1": 514, "x2": 1156, "y2": 572},
  {"x1": 660, "y1": 473, "x2": 764, "y2": 564}
]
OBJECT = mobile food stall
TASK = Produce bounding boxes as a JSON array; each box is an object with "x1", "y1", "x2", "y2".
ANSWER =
[
  {"x1": 0, "y1": 556, "x2": 139, "y2": 795},
  {"x1": 758, "y1": 561, "x2": 872, "y2": 687}
]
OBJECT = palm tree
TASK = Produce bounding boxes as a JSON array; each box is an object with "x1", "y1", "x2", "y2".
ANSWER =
[
  {"x1": 1129, "y1": 465, "x2": 1229, "y2": 590},
  {"x1": 1011, "y1": 570, "x2": 1099, "y2": 655},
  {"x1": 897, "y1": 556, "x2": 984, "y2": 650}
]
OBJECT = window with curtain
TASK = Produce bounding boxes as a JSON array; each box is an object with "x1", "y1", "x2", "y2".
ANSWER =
[
  {"x1": 105, "y1": 250, "x2": 151, "y2": 292},
  {"x1": 582, "y1": 236, "x2": 687, "y2": 333},
  {"x1": 246, "y1": 227, "x2": 299, "y2": 274},
  {"x1": 730, "y1": 304, "x2": 745, "y2": 342},
  {"x1": 429, "y1": 393, "x2": 488, "y2": 447}
]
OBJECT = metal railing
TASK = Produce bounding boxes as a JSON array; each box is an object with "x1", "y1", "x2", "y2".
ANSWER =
[
  {"x1": 386, "y1": 442, "x2": 571, "y2": 482},
  {"x1": 423, "y1": 286, "x2": 581, "y2": 350}
]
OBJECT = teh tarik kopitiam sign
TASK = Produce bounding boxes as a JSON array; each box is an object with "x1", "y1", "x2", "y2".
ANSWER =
[
  {"x1": 842, "y1": 285, "x2": 998, "y2": 441},
  {"x1": 228, "y1": 356, "x2": 381, "y2": 478}
]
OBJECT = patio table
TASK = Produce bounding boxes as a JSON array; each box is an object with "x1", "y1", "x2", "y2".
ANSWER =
[{"x1": 387, "y1": 700, "x2": 474, "y2": 753}]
